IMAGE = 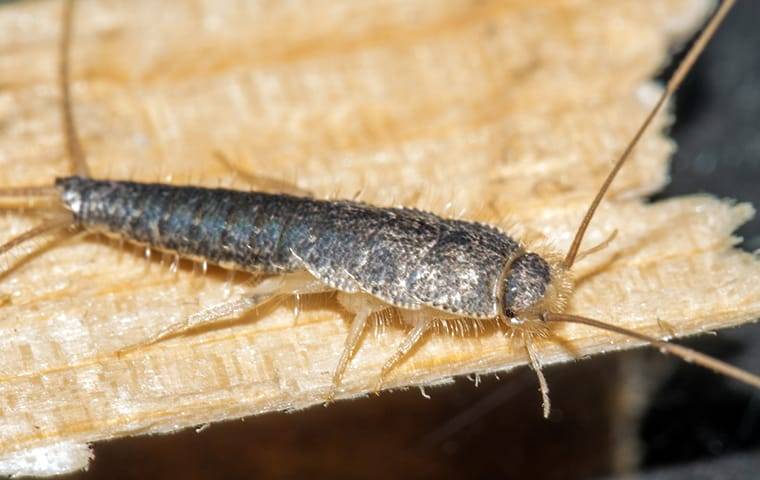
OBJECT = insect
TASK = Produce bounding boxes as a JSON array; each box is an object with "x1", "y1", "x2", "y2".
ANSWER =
[{"x1": 1, "y1": 0, "x2": 758, "y2": 428}]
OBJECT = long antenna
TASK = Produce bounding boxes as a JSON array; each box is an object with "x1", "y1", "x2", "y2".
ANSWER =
[
  {"x1": 59, "y1": 0, "x2": 91, "y2": 178},
  {"x1": 544, "y1": 312, "x2": 760, "y2": 389},
  {"x1": 563, "y1": 0, "x2": 735, "y2": 269}
]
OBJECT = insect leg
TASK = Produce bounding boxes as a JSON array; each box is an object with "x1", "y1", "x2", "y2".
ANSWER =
[
  {"x1": 524, "y1": 337, "x2": 551, "y2": 418},
  {"x1": 116, "y1": 293, "x2": 275, "y2": 356},
  {"x1": 117, "y1": 272, "x2": 329, "y2": 355},
  {"x1": 375, "y1": 318, "x2": 435, "y2": 392},
  {"x1": 326, "y1": 305, "x2": 378, "y2": 402}
]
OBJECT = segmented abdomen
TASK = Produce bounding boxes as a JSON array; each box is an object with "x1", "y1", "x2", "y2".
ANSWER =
[{"x1": 55, "y1": 176, "x2": 521, "y2": 317}]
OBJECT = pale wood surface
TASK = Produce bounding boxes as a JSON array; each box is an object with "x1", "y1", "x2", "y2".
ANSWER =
[{"x1": 1, "y1": 0, "x2": 758, "y2": 475}]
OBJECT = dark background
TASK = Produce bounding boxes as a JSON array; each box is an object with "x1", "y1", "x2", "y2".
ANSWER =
[{"x1": 6, "y1": 0, "x2": 756, "y2": 478}]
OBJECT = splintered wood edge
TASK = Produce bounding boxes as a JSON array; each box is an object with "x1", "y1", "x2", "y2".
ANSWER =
[{"x1": 3, "y1": 0, "x2": 760, "y2": 476}]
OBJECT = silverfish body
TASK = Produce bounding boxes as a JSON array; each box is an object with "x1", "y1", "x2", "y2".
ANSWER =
[{"x1": 55, "y1": 176, "x2": 553, "y2": 320}]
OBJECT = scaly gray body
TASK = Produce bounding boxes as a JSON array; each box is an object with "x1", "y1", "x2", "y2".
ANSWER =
[{"x1": 55, "y1": 176, "x2": 551, "y2": 318}]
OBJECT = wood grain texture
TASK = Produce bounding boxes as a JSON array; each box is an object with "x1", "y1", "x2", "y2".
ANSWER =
[{"x1": 0, "y1": 0, "x2": 758, "y2": 475}]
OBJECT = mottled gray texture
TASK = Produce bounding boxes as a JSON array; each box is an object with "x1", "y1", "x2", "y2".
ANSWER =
[
  {"x1": 502, "y1": 253, "x2": 551, "y2": 316},
  {"x1": 55, "y1": 176, "x2": 548, "y2": 318}
]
